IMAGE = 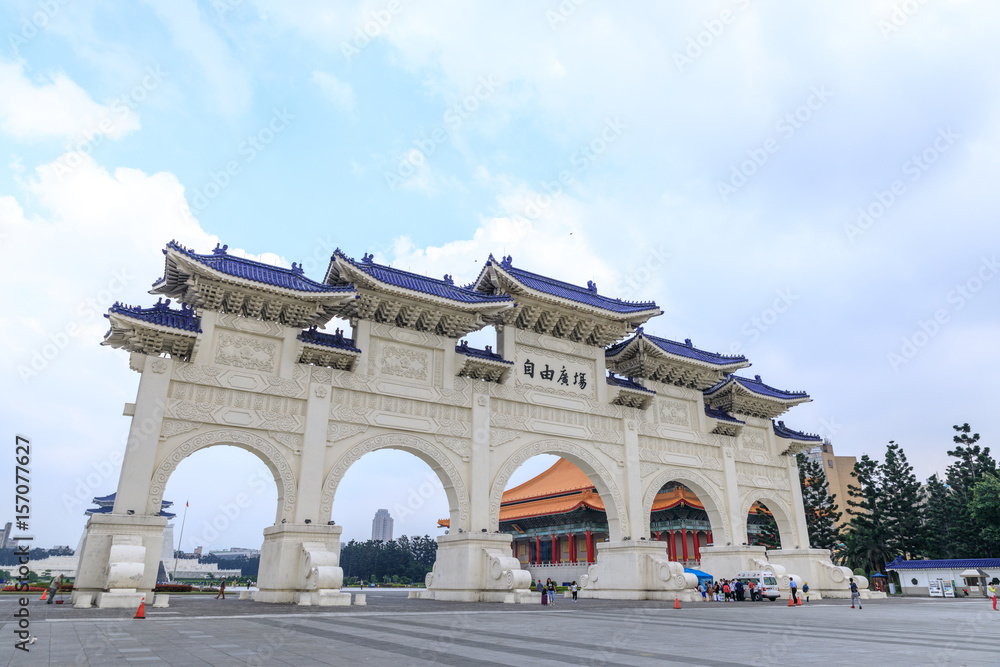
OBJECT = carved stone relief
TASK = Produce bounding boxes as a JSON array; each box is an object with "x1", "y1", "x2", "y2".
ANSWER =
[{"x1": 215, "y1": 332, "x2": 278, "y2": 373}]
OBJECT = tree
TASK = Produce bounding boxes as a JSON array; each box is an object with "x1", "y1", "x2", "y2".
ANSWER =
[
  {"x1": 750, "y1": 505, "x2": 779, "y2": 549},
  {"x1": 796, "y1": 453, "x2": 841, "y2": 550},
  {"x1": 969, "y1": 474, "x2": 1000, "y2": 557},
  {"x1": 844, "y1": 454, "x2": 893, "y2": 575},
  {"x1": 880, "y1": 441, "x2": 924, "y2": 559},
  {"x1": 944, "y1": 424, "x2": 997, "y2": 556},
  {"x1": 921, "y1": 474, "x2": 953, "y2": 559}
]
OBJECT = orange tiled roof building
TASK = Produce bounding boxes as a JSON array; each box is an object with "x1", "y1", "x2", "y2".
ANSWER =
[{"x1": 442, "y1": 458, "x2": 773, "y2": 569}]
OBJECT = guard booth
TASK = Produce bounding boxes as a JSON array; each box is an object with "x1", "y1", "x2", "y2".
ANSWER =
[{"x1": 960, "y1": 569, "x2": 990, "y2": 597}]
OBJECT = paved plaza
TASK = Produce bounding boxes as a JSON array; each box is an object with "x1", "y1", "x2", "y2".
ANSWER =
[{"x1": 2, "y1": 592, "x2": 998, "y2": 666}]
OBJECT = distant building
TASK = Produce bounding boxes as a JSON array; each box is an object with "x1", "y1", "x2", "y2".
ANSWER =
[
  {"x1": 0, "y1": 522, "x2": 11, "y2": 549},
  {"x1": 194, "y1": 546, "x2": 203, "y2": 557},
  {"x1": 371, "y1": 509, "x2": 393, "y2": 542},
  {"x1": 209, "y1": 547, "x2": 260, "y2": 559},
  {"x1": 803, "y1": 439, "x2": 856, "y2": 527}
]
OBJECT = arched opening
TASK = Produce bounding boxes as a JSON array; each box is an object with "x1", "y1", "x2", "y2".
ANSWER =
[
  {"x1": 642, "y1": 469, "x2": 728, "y2": 568},
  {"x1": 744, "y1": 495, "x2": 796, "y2": 550},
  {"x1": 329, "y1": 449, "x2": 449, "y2": 586},
  {"x1": 159, "y1": 444, "x2": 280, "y2": 588},
  {"x1": 490, "y1": 444, "x2": 628, "y2": 586}
]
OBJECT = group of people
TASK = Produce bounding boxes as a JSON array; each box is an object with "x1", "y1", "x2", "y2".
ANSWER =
[{"x1": 536, "y1": 578, "x2": 578, "y2": 605}]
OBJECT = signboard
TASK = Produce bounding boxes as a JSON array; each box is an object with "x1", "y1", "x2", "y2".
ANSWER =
[{"x1": 514, "y1": 346, "x2": 594, "y2": 398}]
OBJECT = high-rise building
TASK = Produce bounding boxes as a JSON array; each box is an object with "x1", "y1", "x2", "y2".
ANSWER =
[
  {"x1": 0, "y1": 522, "x2": 12, "y2": 549},
  {"x1": 371, "y1": 509, "x2": 393, "y2": 542},
  {"x1": 803, "y1": 439, "x2": 857, "y2": 528}
]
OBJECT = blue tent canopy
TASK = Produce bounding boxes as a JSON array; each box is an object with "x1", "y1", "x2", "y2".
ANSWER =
[{"x1": 685, "y1": 568, "x2": 714, "y2": 586}]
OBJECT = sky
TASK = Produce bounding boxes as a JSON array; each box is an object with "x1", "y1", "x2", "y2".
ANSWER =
[{"x1": 1, "y1": 0, "x2": 998, "y2": 553}]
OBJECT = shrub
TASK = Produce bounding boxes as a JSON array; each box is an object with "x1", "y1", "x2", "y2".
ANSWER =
[{"x1": 154, "y1": 584, "x2": 193, "y2": 593}]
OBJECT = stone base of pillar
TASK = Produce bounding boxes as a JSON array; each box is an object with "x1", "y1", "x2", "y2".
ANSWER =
[
  {"x1": 255, "y1": 523, "x2": 344, "y2": 605},
  {"x1": 71, "y1": 514, "x2": 167, "y2": 608},
  {"x1": 415, "y1": 532, "x2": 533, "y2": 603},
  {"x1": 766, "y1": 548, "x2": 871, "y2": 600},
  {"x1": 577, "y1": 541, "x2": 699, "y2": 601},
  {"x1": 698, "y1": 545, "x2": 768, "y2": 581}
]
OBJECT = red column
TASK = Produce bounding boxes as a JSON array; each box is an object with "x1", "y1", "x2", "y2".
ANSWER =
[
  {"x1": 668, "y1": 530, "x2": 675, "y2": 561},
  {"x1": 707, "y1": 530, "x2": 713, "y2": 546},
  {"x1": 568, "y1": 533, "x2": 575, "y2": 564},
  {"x1": 551, "y1": 534, "x2": 558, "y2": 564},
  {"x1": 693, "y1": 532, "x2": 701, "y2": 562},
  {"x1": 681, "y1": 528, "x2": 689, "y2": 562},
  {"x1": 586, "y1": 530, "x2": 594, "y2": 563},
  {"x1": 655, "y1": 531, "x2": 661, "y2": 541},
  {"x1": 535, "y1": 536, "x2": 541, "y2": 565}
]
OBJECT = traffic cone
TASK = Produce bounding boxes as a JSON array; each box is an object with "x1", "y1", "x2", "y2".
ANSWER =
[
  {"x1": 788, "y1": 593, "x2": 794, "y2": 607},
  {"x1": 796, "y1": 595, "x2": 802, "y2": 606},
  {"x1": 134, "y1": 597, "x2": 146, "y2": 620},
  {"x1": 40, "y1": 590, "x2": 47, "y2": 601},
  {"x1": 674, "y1": 597, "x2": 681, "y2": 609}
]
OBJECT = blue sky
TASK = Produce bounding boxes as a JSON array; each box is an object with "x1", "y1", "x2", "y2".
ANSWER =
[{"x1": 2, "y1": 0, "x2": 998, "y2": 552}]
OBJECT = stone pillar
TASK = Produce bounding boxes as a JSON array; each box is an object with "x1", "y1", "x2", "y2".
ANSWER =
[
  {"x1": 352, "y1": 319, "x2": 372, "y2": 376},
  {"x1": 294, "y1": 381, "x2": 332, "y2": 523},
  {"x1": 279, "y1": 327, "x2": 300, "y2": 379},
  {"x1": 787, "y1": 456, "x2": 810, "y2": 548},
  {"x1": 469, "y1": 392, "x2": 491, "y2": 533},
  {"x1": 191, "y1": 310, "x2": 217, "y2": 366},
  {"x1": 721, "y1": 447, "x2": 744, "y2": 545},
  {"x1": 113, "y1": 354, "x2": 173, "y2": 515},
  {"x1": 622, "y1": 419, "x2": 643, "y2": 539},
  {"x1": 255, "y1": 523, "x2": 349, "y2": 605},
  {"x1": 586, "y1": 530, "x2": 594, "y2": 563}
]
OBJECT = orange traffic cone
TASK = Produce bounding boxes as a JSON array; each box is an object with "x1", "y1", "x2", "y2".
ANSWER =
[
  {"x1": 40, "y1": 590, "x2": 47, "y2": 601},
  {"x1": 796, "y1": 595, "x2": 802, "y2": 606},
  {"x1": 134, "y1": 597, "x2": 146, "y2": 620},
  {"x1": 674, "y1": 597, "x2": 681, "y2": 609},
  {"x1": 788, "y1": 593, "x2": 794, "y2": 607}
]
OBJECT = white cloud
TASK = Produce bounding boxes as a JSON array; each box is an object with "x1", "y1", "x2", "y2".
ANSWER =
[
  {"x1": 0, "y1": 60, "x2": 141, "y2": 143},
  {"x1": 311, "y1": 70, "x2": 356, "y2": 113}
]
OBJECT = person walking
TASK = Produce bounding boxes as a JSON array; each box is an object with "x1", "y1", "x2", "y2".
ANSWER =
[
  {"x1": 546, "y1": 578, "x2": 556, "y2": 606},
  {"x1": 571, "y1": 581, "x2": 578, "y2": 602},
  {"x1": 46, "y1": 575, "x2": 62, "y2": 605},
  {"x1": 723, "y1": 581, "x2": 730, "y2": 602},
  {"x1": 849, "y1": 577, "x2": 862, "y2": 609},
  {"x1": 539, "y1": 580, "x2": 547, "y2": 605},
  {"x1": 988, "y1": 578, "x2": 997, "y2": 611},
  {"x1": 789, "y1": 577, "x2": 798, "y2": 605},
  {"x1": 216, "y1": 578, "x2": 227, "y2": 600},
  {"x1": 803, "y1": 581, "x2": 810, "y2": 603}
]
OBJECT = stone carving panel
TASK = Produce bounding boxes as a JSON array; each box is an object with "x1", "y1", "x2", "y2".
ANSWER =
[
  {"x1": 490, "y1": 428, "x2": 520, "y2": 448},
  {"x1": 742, "y1": 429, "x2": 767, "y2": 452},
  {"x1": 594, "y1": 442, "x2": 624, "y2": 466},
  {"x1": 380, "y1": 344, "x2": 430, "y2": 381},
  {"x1": 327, "y1": 423, "x2": 369, "y2": 444},
  {"x1": 489, "y1": 439, "x2": 629, "y2": 538},
  {"x1": 148, "y1": 429, "x2": 296, "y2": 520},
  {"x1": 215, "y1": 332, "x2": 278, "y2": 373},
  {"x1": 159, "y1": 419, "x2": 201, "y2": 440},
  {"x1": 320, "y1": 433, "x2": 470, "y2": 528},
  {"x1": 658, "y1": 398, "x2": 692, "y2": 427}
]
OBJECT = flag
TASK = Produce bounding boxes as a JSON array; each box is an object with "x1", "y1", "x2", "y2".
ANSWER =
[{"x1": 186, "y1": 501, "x2": 189, "y2": 508}]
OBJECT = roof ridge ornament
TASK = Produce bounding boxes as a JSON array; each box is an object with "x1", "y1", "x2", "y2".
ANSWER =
[
  {"x1": 213, "y1": 243, "x2": 228, "y2": 255},
  {"x1": 500, "y1": 255, "x2": 513, "y2": 269},
  {"x1": 362, "y1": 252, "x2": 374, "y2": 264},
  {"x1": 291, "y1": 262, "x2": 304, "y2": 275},
  {"x1": 587, "y1": 280, "x2": 597, "y2": 293},
  {"x1": 443, "y1": 274, "x2": 454, "y2": 285}
]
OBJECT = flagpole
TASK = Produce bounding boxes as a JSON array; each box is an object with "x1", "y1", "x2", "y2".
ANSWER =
[{"x1": 171, "y1": 501, "x2": 189, "y2": 582}]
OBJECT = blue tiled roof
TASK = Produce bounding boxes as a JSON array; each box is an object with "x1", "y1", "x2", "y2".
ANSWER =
[
  {"x1": 704, "y1": 374, "x2": 810, "y2": 401},
  {"x1": 607, "y1": 374, "x2": 656, "y2": 394},
  {"x1": 298, "y1": 326, "x2": 360, "y2": 353},
  {"x1": 482, "y1": 255, "x2": 659, "y2": 315},
  {"x1": 886, "y1": 556, "x2": 1000, "y2": 570},
  {"x1": 705, "y1": 404, "x2": 745, "y2": 424},
  {"x1": 86, "y1": 506, "x2": 176, "y2": 518},
  {"x1": 164, "y1": 241, "x2": 350, "y2": 294},
  {"x1": 606, "y1": 329, "x2": 748, "y2": 366},
  {"x1": 106, "y1": 299, "x2": 202, "y2": 333},
  {"x1": 332, "y1": 250, "x2": 513, "y2": 305},
  {"x1": 772, "y1": 420, "x2": 821, "y2": 441},
  {"x1": 455, "y1": 341, "x2": 512, "y2": 363},
  {"x1": 90, "y1": 492, "x2": 173, "y2": 507}
]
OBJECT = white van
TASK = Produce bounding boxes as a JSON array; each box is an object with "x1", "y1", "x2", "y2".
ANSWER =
[{"x1": 734, "y1": 571, "x2": 781, "y2": 601}]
